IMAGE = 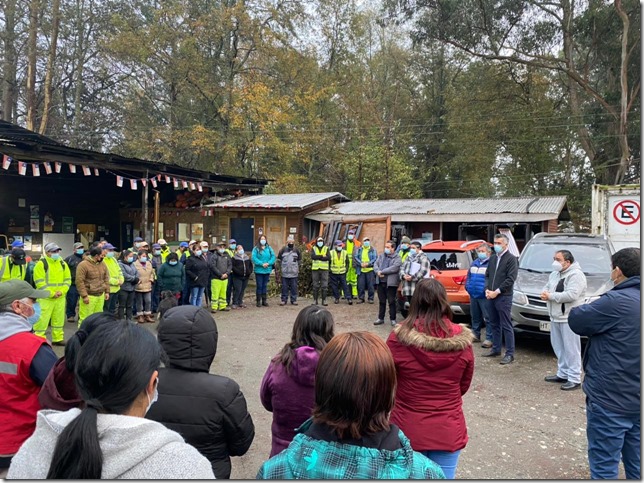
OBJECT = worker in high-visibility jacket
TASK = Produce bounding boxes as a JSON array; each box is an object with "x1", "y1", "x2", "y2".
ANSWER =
[
  {"x1": 225, "y1": 239, "x2": 237, "y2": 307},
  {"x1": 32, "y1": 243, "x2": 72, "y2": 345},
  {"x1": 330, "y1": 240, "x2": 353, "y2": 305},
  {"x1": 311, "y1": 236, "x2": 331, "y2": 306},
  {"x1": 0, "y1": 248, "x2": 28, "y2": 283},
  {"x1": 76, "y1": 246, "x2": 110, "y2": 327},
  {"x1": 343, "y1": 229, "x2": 362, "y2": 299},
  {"x1": 158, "y1": 238, "x2": 171, "y2": 263},
  {"x1": 102, "y1": 243, "x2": 124, "y2": 316}
]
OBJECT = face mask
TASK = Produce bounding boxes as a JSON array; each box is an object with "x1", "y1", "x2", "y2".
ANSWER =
[
  {"x1": 50, "y1": 253, "x2": 61, "y2": 260},
  {"x1": 25, "y1": 301, "x2": 41, "y2": 325},
  {"x1": 408, "y1": 249, "x2": 417, "y2": 257},
  {"x1": 288, "y1": 243, "x2": 294, "y2": 248},
  {"x1": 384, "y1": 248, "x2": 391, "y2": 255},
  {"x1": 145, "y1": 378, "x2": 159, "y2": 415},
  {"x1": 336, "y1": 246, "x2": 342, "y2": 251},
  {"x1": 364, "y1": 241, "x2": 370, "y2": 247},
  {"x1": 260, "y1": 239, "x2": 266, "y2": 246},
  {"x1": 153, "y1": 250, "x2": 161, "y2": 256},
  {"x1": 478, "y1": 252, "x2": 488, "y2": 260},
  {"x1": 76, "y1": 249, "x2": 84, "y2": 255},
  {"x1": 135, "y1": 243, "x2": 141, "y2": 249},
  {"x1": 551, "y1": 261, "x2": 563, "y2": 272},
  {"x1": 494, "y1": 244, "x2": 503, "y2": 254},
  {"x1": 127, "y1": 257, "x2": 134, "y2": 263},
  {"x1": 106, "y1": 252, "x2": 115, "y2": 259},
  {"x1": 218, "y1": 248, "x2": 225, "y2": 254},
  {"x1": 401, "y1": 244, "x2": 409, "y2": 251},
  {"x1": 168, "y1": 260, "x2": 178, "y2": 266},
  {"x1": 348, "y1": 235, "x2": 354, "y2": 241},
  {"x1": 140, "y1": 257, "x2": 148, "y2": 263},
  {"x1": 238, "y1": 249, "x2": 244, "y2": 255},
  {"x1": 317, "y1": 241, "x2": 323, "y2": 248},
  {"x1": 195, "y1": 250, "x2": 203, "y2": 257},
  {"x1": 230, "y1": 244, "x2": 236, "y2": 250}
]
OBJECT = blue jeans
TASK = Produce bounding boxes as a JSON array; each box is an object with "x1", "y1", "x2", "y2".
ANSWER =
[
  {"x1": 470, "y1": 297, "x2": 492, "y2": 341},
  {"x1": 586, "y1": 398, "x2": 640, "y2": 479},
  {"x1": 281, "y1": 277, "x2": 298, "y2": 303},
  {"x1": 357, "y1": 271, "x2": 375, "y2": 301},
  {"x1": 256, "y1": 273, "x2": 269, "y2": 295},
  {"x1": 190, "y1": 286, "x2": 205, "y2": 307},
  {"x1": 421, "y1": 449, "x2": 461, "y2": 479},
  {"x1": 151, "y1": 282, "x2": 160, "y2": 312},
  {"x1": 66, "y1": 284, "x2": 79, "y2": 318},
  {"x1": 181, "y1": 283, "x2": 191, "y2": 305},
  {"x1": 489, "y1": 295, "x2": 514, "y2": 356}
]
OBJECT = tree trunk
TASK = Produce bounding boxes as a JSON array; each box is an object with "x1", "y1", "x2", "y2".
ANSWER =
[
  {"x1": 614, "y1": 0, "x2": 631, "y2": 184},
  {"x1": 1, "y1": 0, "x2": 17, "y2": 122},
  {"x1": 39, "y1": 0, "x2": 62, "y2": 134},
  {"x1": 72, "y1": 0, "x2": 86, "y2": 142},
  {"x1": 26, "y1": 0, "x2": 39, "y2": 130}
]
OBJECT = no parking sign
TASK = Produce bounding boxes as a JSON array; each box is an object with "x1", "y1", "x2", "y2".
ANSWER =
[{"x1": 613, "y1": 199, "x2": 640, "y2": 225}]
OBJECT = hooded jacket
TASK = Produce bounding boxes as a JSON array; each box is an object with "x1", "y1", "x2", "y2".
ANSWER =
[
  {"x1": 260, "y1": 346, "x2": 320, "y2": 457},
  {"x1": 257, "y1": 419, "x2": 445, "y2": 479},
  {"x1": 184, "y1": 253, "x2": 210, "y2": 288},
  {"x1": 75, "y1": 258, "x2": 109, "y2": 297},
  {"x1": 7, "y1": 408, "x2": 215, "y2": 479},
  {"x1": 209, "y1": 250, "x2": 233, "y2": 279},
  {"x1": 145, "y1": 305, "x2": 255, "y2": 478},
  {"x1": 133, "y1": 259, "x2": 155, "y2": 292},
  {"x1": 232, "y1": 252, "x2": 253, "y2": 279},
  {"x1": 387, "y1": 319, "x2": 474, "y2": 452},
  {"x1": 542, "y1": 261, "x2": 587, "y2": 323},
  {"x1": 118, "y1": 259, "x2": 139, "y2": 292},
  {"x1": 252, "y1": 244, "x2": 276, "y2": 275},
  {"x1": 38, "y1": 357, "x2": 82, "y2": 411},
  {"x1": 157, "y1": 261, "x2": 185, "y2": 293}
]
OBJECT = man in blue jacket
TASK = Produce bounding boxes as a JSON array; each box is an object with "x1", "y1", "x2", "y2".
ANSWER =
[
  {"x1": 465, "y1": 243, "x2": 493, "y2": 348},
  {"x1": 568, "y1": 247, "x2": 640, "y2": 480}
]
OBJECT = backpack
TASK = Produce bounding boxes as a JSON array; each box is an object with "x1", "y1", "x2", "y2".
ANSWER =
[{"x1": 31, "y1": 257, "x2": 67, "y2": 288}]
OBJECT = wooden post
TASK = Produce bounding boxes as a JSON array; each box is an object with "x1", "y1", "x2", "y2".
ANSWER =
[
  {"x1": 142, "y1": 170, "x2": 149, "y2": 240},
  {"x1": 153, "y1": 190, "x2": 160, "y2": 242}
]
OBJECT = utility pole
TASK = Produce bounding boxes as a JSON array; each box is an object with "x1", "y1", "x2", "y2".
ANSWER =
[
  {"x1": 153, "y1": 190, "x2": 160, "y2": 242},
  {"x1": 142, "y1": 170, "x2": 149, "y2": 241}
]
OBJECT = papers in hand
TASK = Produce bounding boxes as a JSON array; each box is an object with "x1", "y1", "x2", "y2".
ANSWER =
[{"x1": 409, "y1": 261, "x2": 421, "y2": 276}]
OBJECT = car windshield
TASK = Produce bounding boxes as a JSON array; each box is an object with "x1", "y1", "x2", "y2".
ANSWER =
[
  {"x1": 424, "y1": 251, "x2": 469, "y2": 270},
  {"x1": 520, "y1": 243, "x2": 612, "y2": 274}
]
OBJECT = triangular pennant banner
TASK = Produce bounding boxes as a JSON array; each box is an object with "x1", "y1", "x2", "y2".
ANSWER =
[
  {"x1": 32, "y1": 164, "x2": 41, "y2": 176},
  {"x1": 116, "y1": 176, "x2": 124, "y2": 187},
  {"x1": 54, "y1": 162, "x2": 61, "y2": 173},
  {"x1": 69, "y1": 164, "x2": 76, "y2": 174},
  {"x1": 181, "y1": 180, "x2": 188, "y2": 189},
  {"x1": 130, "y1": 179, "x2": 138, "y2": 190},
  {"x1": 18, "y1": 162, "x2": 27, "y2": 175},
  {"x1": 150, "y1": 178, "x2": 157, "y2": 188},
  {"x1": 141, "y1": 179, "x2": 147, "y2": 187},
  {"x1": 82, "y1": 166, "x2": 91, "y2": 176},
  {"x1": 189, "y1": 182, "x2": 196, "y2": 191},
  {"x1": 2, "y1": 155, "x2": 11, "y2": 170},
  {"x1": 94, "y1": 168, "x2": 99, "y2": 176},
  {"x1": 173, "y1": 178, "x2": 179, "y2": 188},
  {"x1": 197, "y1": 183, "x2": 203, "y2": 192},
  {"x1": 43, "y1": 162, "x2": 52, "y2": 174},
  {"x1": 165, "y1": 175, "x2": 171, "y2": 183}
]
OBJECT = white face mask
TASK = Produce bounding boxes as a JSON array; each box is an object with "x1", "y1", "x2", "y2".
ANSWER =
[
  {"x1": 145, "y1": 378, "x2": 159, "y2": 415},
  {"x1": 551, "y1": 261, "x2": 563, "y2": 272}
]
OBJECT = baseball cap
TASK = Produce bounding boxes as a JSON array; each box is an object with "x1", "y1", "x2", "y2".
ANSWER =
[
  {"x1": 228, "y1": 239, "x2": 236, "y2": 244},
  {"x1": 103, "y1": 243, "x2": 116, "y2": 250},
  {"x1": 10, "y1": 240, "x2": 24, "y2": 248},
  {"x1": 348, "y1": 229, "x2": 356, "y2": 235},
  {"x1": 401, "y1": 236, "x2": 411, "y2": 244},
  {"x1": 157, "y1": 239, "x2": 167, "y2": 245},
  {"x1": 363, "y1": 236, "x2": 370, "y2": 241},
  {"x1": 44, "y1": 242, "x2": 61, "y2": 253},
  {"x1": 316, "y1": 236, "x2": 324, "y2": 242},
  {"x1": 200, "y1": 241, "x2": 209, "y2": 248},
  {"x1": 189, "y1": 240, "x2": 197, "y2": 246},
  {"x1": 152, "y1": 243, "x2": 161, "y2": 249},
  {"x1": 0, "y1": 280, "x2": 50, "y2": 305},
  {"x1": 73, "y1": 242, "x2": 84, "y2": 250},
  {"x1": 134, "y1": 237, "x2": 143, "y2": 243},
  {"x1": 335, "y1": 240, "x2": 343, "y2": 246},
  {"x1": 287, "y1": 234, "x2": 295, "y2": 242},
  {"x1": 217, "y1": 241, "x2": 226, "y2": 247},
  {"x1": 10, "y1": 248, "x2": 26, "y2": 264},
  {"x1": 179, "y1": 242, "x2": 189, "y2": 248}
]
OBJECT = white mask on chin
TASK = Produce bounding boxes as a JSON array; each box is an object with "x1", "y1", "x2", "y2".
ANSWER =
[{"x1": 145, "y1": 378, "x2": 159, "y2": 414}]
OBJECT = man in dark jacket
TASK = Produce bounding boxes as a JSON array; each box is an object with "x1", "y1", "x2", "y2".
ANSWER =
[
  {"x1": 64, "y1": 242, "x2": 85, "y2": 322},
  {"x1": 209, "y1": 242, "x2": 232, "y2": 312},
  {"x1": 483, "y1": 234, "x2": 518, "y2": 365},
  {"x1": 465, "y1": 243, "x2": 493, "y2": 348},
  {"x1": 276, "y1": 235, "x2": 301, "y2": 306},
  {"x1": 146, "y1": 305, "x2": 255, "y2": 479},
  {"x1": 568, "y1": 247, "x2": 640, "y2": 480}
]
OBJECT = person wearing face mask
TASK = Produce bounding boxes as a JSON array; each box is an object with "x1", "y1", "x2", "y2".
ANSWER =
[
  {"x1": 0, "y1": 248, "x2": 28, "y2": 283},
  {"x1": 568, "y1": 247, "x2": 640, "y2": 480},
  {"x1": 310, "y1": 236, "x2": 330, "y2": 306},
  {"x1": 540, "y1": 250, "x2": 587, "y2": 391},
  {"x1": 483, "y1": 234, "x2": 518, "y2": 365},
  {"x1": 374, "y1": 241, "x2": 402, "y2": 326},
  {"x1": 157, "y1": 252, "x2": 185, "y2": 304},
  {"x1": 400, "y1": 241, "x2": 430, "y2": 314},
  {"x1": 134, "y1": 250, "x2": 156, "y2": 323},
  {"x1": 75, "y1": 246, "x2": 110, "y2": 327},
  {"x1": 0, "y1": 280, "x2": 57, "y2": 476},
  {"x1": 209, "y1": 242, "x2": 233, "y2": 312},
  {"x1": 63, "y1": 243, "x2": 85, "y2": 323},
  {"x1": 32, "y1": 243, "x2": 72, "y2": 346},
  {"x1": 252, "y1": 235, "x2": 276, "y2": 307},
  {"x1": 225, "y1": 239, "x2": 237, "y2": 307},
  {"x1": 101, "y1": 243, "x2": 124, "y2": 317},
  {"x1": 329, "y1": 240, "x2": 352, "y2": 305},
  {"x1": 343, "y1": 229, "x2": 361, "y2": 299},
  {"x1": 464, "y1": 243, "x2": 494, "y2": 348},
  {"x1": 131, "y1": 236, "x2": 144, "y2": 252},
  {"x1": 157, "y1": 239, "x2": 171, "y2": 263},
  {"x1": 277, "y1": 235, "x2": 301, "y2": 306},
  {"x1": 231, "y1": 245, "x2": 253, "y2": 309},
  {"x1": 354, "y1": 236, "x2": 377, "y2": 304},
  {"x1": 184, "y1": 244, "x2": 210, "y2": 308},
  {"x1": 117, "y1": 250, "x2": 139, "y2": 322},
  {"x1": 150, "y1": 243, "x2": 164, "y2": 315},
  {"x1": 7, "y1": 319, "x2": 215, "y2": 479}
]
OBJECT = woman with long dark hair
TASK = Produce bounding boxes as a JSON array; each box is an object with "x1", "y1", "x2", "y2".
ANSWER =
[
  {"x1": 387, "y1": 278, "x2": 474, "y2": 479},
  {"x1": 251, "y1": 235, "x2": 275, "y2": 307},
  {"x1": 260, "y1": 306, "x2": 335, "y2": 457},
  {"x1": 8, "y1": 320, "x2": 214, "y2": 479}
]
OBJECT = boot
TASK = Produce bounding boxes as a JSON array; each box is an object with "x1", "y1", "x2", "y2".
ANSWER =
[
  {"x1": 256, "y1": 295, "x2": 262, "y2": 307},
  {"x1": 136, "y1": 314, "x2": 146, "y2": 324},
  {"x1": 145, "y1": 313, "x2": 155, "y2": 323},
  {"x1": 262, "y1": 294, "x2": 269, "y2": 307},
  {"x1": 312, "y1": 288, "x2": 319, "y2": 305},
  {"x1": 321, "y1": 289, "x2": 328, "y2": 306}
]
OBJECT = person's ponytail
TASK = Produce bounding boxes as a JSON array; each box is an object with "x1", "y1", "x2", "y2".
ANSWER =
[{"x1": 46, "y1": 406, "x2": 103, "y2": 479}]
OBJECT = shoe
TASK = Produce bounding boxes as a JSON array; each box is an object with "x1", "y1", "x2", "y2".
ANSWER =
[
  {"x1": 241, "y1": 303, "x2": 248, "y2": 308},
  {"x1": 231, "y1": 305, "x2": 238, "y2": 309},
  {"x1": 500, "y1": 355, "x2": 515, "y2": 365},
  {"x1": 52, "y1": 340, "x2": 66, "y2": 347},
  {"x1": 368, "y1": 299, "x2": 374, "y2": 304},
  {"x1": 291, "y1": 301, "x2": 298, "y2": 306},
  {"x1": 482, "y1": 351, "x2": 501, "y2": 357},
  {"x1": 348, "y1": 299, "x2": 353, "y2": 305},
  {"x1": 256, "y1": 296, "x2": 262, "y2": 307},
  {"x1": 280, "y1": 301, "x2": 286, "y2": 306},
  {"x1": 221, "y1": 307, "x2": 230, "y2": 312},
  {"x1": 373, "y1": 319, "x2": 385, "y2": 325},
  {"x1": 145, "y1": 314, "x2": 155, "y2": 323},
  {"x1": 334, "y1": 299, "x2": 340, "y2": 304},
  {"x1": 66, "y1": 316, "x2": 75, "y2": 323},
  {"x1": 390, "y1": 320, "x2": 396, "y2": 326},
  {"x1": 321, "y1": 299, "x2": 328, "y2": 306},
  {"x1": 137, "y1": 315, "x2": 146, "y2": 324},
  {"x1": 262, "y1": 295, "x2": 269, "y2": 307},
  {"x1": 472, "y1": 335, "x2": 481, "y2": 343},
  {"x1": 357, "y1": 299, "x2": 365, "y2": 304},
  {"x1": 544, "y1": 375, "x2": 567, "y2": 383},
  {"x1": 481, "y1": 340, "x2": 493, "y2": 348},
  {"x1": 561, "y1": 381, "x2": 581, "y2": 391}
]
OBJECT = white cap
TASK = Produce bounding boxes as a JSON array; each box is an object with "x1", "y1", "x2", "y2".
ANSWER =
[
  {"x1": 200, "y1": 241, "x2": 209, "y2": 248},
  {"x1": 157, "y1": 238, "x2": 167, "y2": 245},
  {"x1": 189, "y1": 240, "x2": 197, "y2": 246}
]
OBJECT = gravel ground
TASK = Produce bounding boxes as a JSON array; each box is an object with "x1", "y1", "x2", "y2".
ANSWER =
[{"x1": 53, "y1": 294, "x2": 610, "y2": 479}]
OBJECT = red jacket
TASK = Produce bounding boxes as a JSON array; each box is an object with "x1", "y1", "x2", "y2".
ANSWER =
[
  {"x1": 0, "y1": 331, "x2": 49, "y2": 454},
  {"x1": 387, "y1": 318, "x2": 474, "y2": 452}
]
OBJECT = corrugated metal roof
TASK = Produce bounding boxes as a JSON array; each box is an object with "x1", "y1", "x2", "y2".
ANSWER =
[
  {"x1": 311, "y1": 196, "x2": 567, "y2": 216},
  {"x1": 206, "y1": 192, "x2": 349, "y2": 210}
]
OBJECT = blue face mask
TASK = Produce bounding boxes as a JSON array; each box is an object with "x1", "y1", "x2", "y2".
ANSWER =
[
  {"x1": 238, "y1": 249, "x2": 245, "y2": 255},
  {"x1": 401, "y1": 244, "x2": 409, "y2": 250},
  {"x1": 494, "y1": 245, "x2": 503, "y2": 254},
  {"x1": 384, "y1": 248, "x2": 391, "y2": 255},
  {"x1": 153, "y1": 250, "x2": 161, "y2": 256},
  {"x1": 168, "y1": 260, "x2": 178, "y2": 266},
  {"x1": 140, "y1": 256, "x2": 148, "y2": 263},
  {"x1": 260, "y1": 239, "x2": 266, "y2": 246},
  {"x1": 127, "y1": 257, "x2": 134, "y2": 263},
  {"x1": 76, "y1": 249, "x2": 84, "y2": 255},
  {"x1": 195, "y1": 250, "x2": 203, "y2": 257},
  {"x1": 106, "y1": 252, "x2": 115, "y2": 258},
  {"x1": 26, "y1": 302, "x2": 41, "y2": 325},
  {"x1": 317, "y1": 241, "x2": 324, "y2": 248},
  {"x1": 230, "y1": 244, "x2": 236, "y2": 250},
  {"x1": 478, "y1": 252, "x2": 488, "y2": 260},
  {"x1": 364, "y1": 241, "x2": 370, "y2": 247},
  {"x1": 50, "y1": 253, "x2": 61, "y2": 260}
]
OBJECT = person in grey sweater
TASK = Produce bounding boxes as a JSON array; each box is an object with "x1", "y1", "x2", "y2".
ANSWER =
[
  {"x1": 7, "y1": 320, "x2": 214, "y2": 480},
  {"x1": 373, "y1": 240, "x2": 402, "y2": 326}
]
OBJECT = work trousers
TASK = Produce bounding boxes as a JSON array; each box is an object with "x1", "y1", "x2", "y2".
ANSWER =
[
  {"x1": 117, "y1": 290, "x2": 134, "y2": 321},
  {"x1": 34, "y1": 297, "x2": 66, "y2": 343},
  {"x1": 345, "y1": 266, "x2": 358, "y2": 297},
  {"x1": 211, "y1": 278, "x2": 229, "y2": 310},
  {"x1": 79, "y1": 294, "x2": 105, "y2": 327},
  {"x1": 330, "y1": 272, "x2": 351, "y2": 301},
  {"x1": 233, "y1": 277, "x2": 249, "y2": 306},
  {"x1": 489, "y1": 295, "x2": 515, "y2": 357},
  {"x1": 550, "y1": 321, "x2": 582, "y2": 384},
  {"x1": 470, "y1": 297, "x2": 493, "y2": 342},
  {"x1": 66, "y1": 284, "x2": 79, "y2": 319},
  {"x1": 357, "y1": 271, "x2": 375, "y2": 301},
  {"x1": 226, "y1": 274, "x2": 234, "y2": 305},
  {"x1": 377, "y1": 284, "x2": 397, "y2": 322},
  {"x1": 281, "y1": 277, "x2": 298, "y2": 303},
  {"x1": 104, "y1": 290, "x2": 120, "y2": 315},
  {"x1": 136, "y1": 291, "x2": 152, "y2": 314},
  {"x1": 311, "y1": 270, "x2": 329, "y2": 301}
]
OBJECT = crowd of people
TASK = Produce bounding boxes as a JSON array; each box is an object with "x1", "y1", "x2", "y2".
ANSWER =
[{"x1": 0, "y1": 230, "x2": 640, "y2": 479}]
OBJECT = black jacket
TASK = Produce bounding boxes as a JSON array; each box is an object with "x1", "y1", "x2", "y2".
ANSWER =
[
  {"x1": 64, "y1": 253, "x2": 84, "y2": 282},
  {"x1": 146, "y1": 306, "x2": 255, "y2": 478},
  {"x1": 232, "y1": 255, "x2": 253, "y2": 279},
  {"x1": 485, "y1": 250, "x2": 518, "y2": 296},
  {"x1": 184, "y1": 254, "x2": 210, "y2": 288}
]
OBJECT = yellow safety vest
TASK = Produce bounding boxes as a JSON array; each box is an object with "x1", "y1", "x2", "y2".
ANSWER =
[
  {"x1": 104, "y1": 257, "x2": 125, "y2": 294},
  {"x1": 311, "y1": 246, "x2": 329, "y2": 271},
  {"x1": 33, "y1": 256, "x2": 72, "y2": 297},
  {"x1": 330, "y1": 249, "x2": 348, "y2": 274},
  {"x1": 0, "y1": 256, "x2": 27, "y2": 282},
  {"x1": 346, "y1": 240, "x2": 355, "y2": 256},
  {"x1": 400, "y1": 250, "x2": 410, "y2": 263},
  {"x1": 160, "y1": 247, "x2": 171, "y2": 263},
  {"x1": 361, "y1": 248, "x2": 373, "y2": 273}
]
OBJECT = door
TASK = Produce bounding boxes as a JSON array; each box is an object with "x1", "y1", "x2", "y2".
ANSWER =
[
  {"x1": 230, "y1": 218, "x2": 254, "y2": 252},
  {"x1": 121, "y1": 222, "x2": 134, "y2": 251},
  {"x1": 265, "y1": 216, "x2": 285, "y2": 250}
]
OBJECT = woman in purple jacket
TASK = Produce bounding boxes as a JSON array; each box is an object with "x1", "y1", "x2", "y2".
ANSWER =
[{"x1": 260, "y1": 306, "x2": 335, "y2": 457}]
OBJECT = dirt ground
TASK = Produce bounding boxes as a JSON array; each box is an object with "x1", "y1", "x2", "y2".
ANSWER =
[{"x1": 53, "y1": 294, "x2": 608, "y2": 480}]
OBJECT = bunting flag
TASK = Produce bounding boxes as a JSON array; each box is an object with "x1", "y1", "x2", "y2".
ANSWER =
[
  {"x1": 197, "y1": 183, "x2": 203, "y2": 192},
  {"x1": 189, "y1": 182, "x2": 196, "y2": 190},
  {"x1": 150, "y1": 178, "x2": 157, "y2": 188},
  {"x1": 82, "y1": 166, "x2": 91, "y2": 176},
  {"x1": 157, "y1": 174, "x2": 162, "y2": 181},
  {"x1": 173, "y1": 178, "x2": 179, "y2": 188},
  {"x1": 94, "y1": 168, "x2": 100, "y2": 176},
  {"x1": 130, "y1": 179, "x2": 138, "y2": 190},
  {"x1": 43, "y1": 162, "x2": 52, "y2": 174},
  {"x1": 69, "y1": 164, "x2": 76, "y2": 174},
  {"x1": 141, "y1": 178, "x2": 147, "y2": 187},
  {"x1": 32, "y1": 163, "x2": 41, "y2": 176},
  {"x1": 18, "y1": 162, "x2": 27, "y2": 175},
  {"x1": 2, "y1": 155, "x2": 11, "y2": 170},
  {"x1": 165, "y1": 175, "x2": 171, "y2": 183},
  {"x1": 116, "y1": 176, "x2": 124, "y2": 187},
  {"x1": 54, "y1": 162, "x2": 61, "y2": 173},
  {"x1": 182, "y1": 180, "x2": 188, "y2": 189}
]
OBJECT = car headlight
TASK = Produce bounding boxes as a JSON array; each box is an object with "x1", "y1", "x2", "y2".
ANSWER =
[{"x1": 513, "y1": 291, "x2": 528, "y2": 305}]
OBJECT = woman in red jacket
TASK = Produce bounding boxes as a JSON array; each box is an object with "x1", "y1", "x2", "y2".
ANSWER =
[{"x1": 387, "y1": 278, "x2": 474, "y2": 479}]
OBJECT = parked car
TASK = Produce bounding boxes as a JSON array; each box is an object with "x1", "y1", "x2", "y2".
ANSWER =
[{"x1": 511, "y1": 233, "x2": 615, "y2": 336}]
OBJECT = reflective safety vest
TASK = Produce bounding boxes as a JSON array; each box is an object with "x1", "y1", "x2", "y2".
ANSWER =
[
  {"x1": 361, "y1": 247, "x2": 374, "y2": 273},
  {"x1": 311, "y1": 246, "x2": 329, "y2": 271},
  {"x1": 160, "y1": 247, "x2": 171, "y2": 263},
  {"x1": 346, "y1": 240, "x2": 355, "y2": 256},
  {"x1": 0, "y1": 257, "x2": 27, "y2": 282},
  {"x1": 225, "y1": 248, "x2": 235, "y2": 258},
  {"x1": 400, "y1": 250, "x2": 410, "y2": 263},
  {"x1": 330, "y1": 249, "x2": 348, "y2": 274},
  {"x1": 33, "y1": 256, "x2": 72, "y2": 297},
  {"x1": 104, "y1": 257, "x2": 125, "y2": 294}
]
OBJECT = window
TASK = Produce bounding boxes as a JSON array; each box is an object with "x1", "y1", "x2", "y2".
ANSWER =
[{"x1": 423, "y1": 251, "x2": 470, "y2": 271}]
